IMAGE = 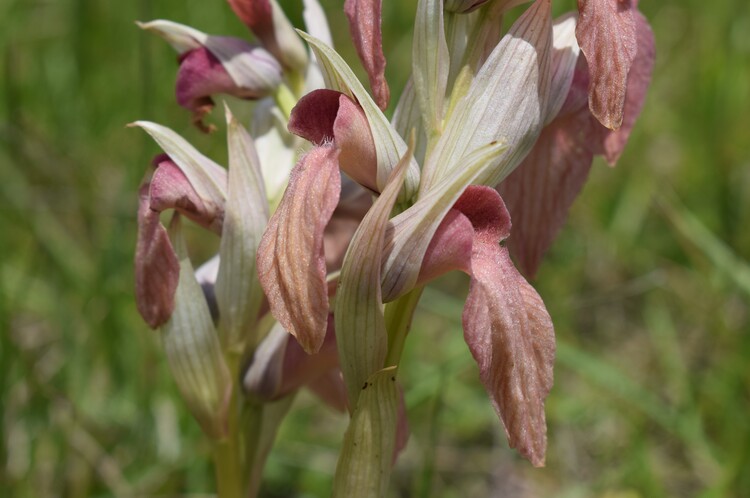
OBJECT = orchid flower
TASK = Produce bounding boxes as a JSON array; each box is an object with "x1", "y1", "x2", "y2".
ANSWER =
[
  {"x1": 257, "y1": 0, "x2": 653, "y2": 493},
  {"x1": 132, "y1": 0, "x2": 653, "y2": 495}
]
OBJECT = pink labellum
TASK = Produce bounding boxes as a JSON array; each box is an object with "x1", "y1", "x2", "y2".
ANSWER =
[
  {"x1": 415, "y1": 186, "x2": 555, "y2": 467},
  {"x1": 135, "y1": 182, "x2": 180, "y2": 329},
  {"x1": 575, "y1": 0, "x2": 637, "y2": 129},
  {"x1": 344, "y1": 0, "x2": 390, "y2": 110},
  {"x1": 600, "y1": 11, "x2": 655, "y2": 164},
  {"x1": 150, "y1": 155, "x2": 225, "y2": 233},
  {"x1": 289, "y1": 89, "x2": 379, "y2": 192},
  {"x1": 257, "y1": 146, "x2": 341, "y2": 354}
]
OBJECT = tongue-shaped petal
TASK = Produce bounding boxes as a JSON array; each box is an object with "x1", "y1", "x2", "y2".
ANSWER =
[
  {"x1": 344, "y1": 0, "x2": 390, "y2": 110},
  {"x1": 599, "y1": 10, "x2": 655, "y2": 164},
  {"x1": 135, "y1": 182, "x2": 180, "y2": 328},
  {"x1": 406, "y1": 186, "x2": 555, "y2": 467},
  {"x1": 575, "y1": 0, "x2": 637, "y2": 129},
  {"x1": 454, "y1": 187, "x2": 555, "y2": 467},
  {"x1": 257, "y1": 146, "x2": 341, "y2": 354}
]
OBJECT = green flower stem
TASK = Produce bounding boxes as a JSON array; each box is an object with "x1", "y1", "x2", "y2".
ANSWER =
[
  {"x1": 213, "y1": 435, "x2": 243, "y2": 498},
  {"x1": 384, "y1": 286, "x2": 425, "y2": 368},
  {"x1": 213, "y1": 353, "x2": 243, "y2": 498},
  {"x1": 273, "y1": 83, "x2": 297, "y2": 120}
]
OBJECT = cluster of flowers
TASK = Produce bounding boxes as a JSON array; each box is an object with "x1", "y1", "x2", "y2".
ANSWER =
[{"x1": 132, "y1": 0, "x2": 653, "y2": 495}]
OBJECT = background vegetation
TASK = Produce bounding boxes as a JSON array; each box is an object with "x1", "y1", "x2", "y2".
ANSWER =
[{"x1": 1, "y1": 0, "x2": 748, "y2": 496}]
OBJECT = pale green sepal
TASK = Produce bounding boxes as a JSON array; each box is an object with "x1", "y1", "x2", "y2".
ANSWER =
[
  {"x1": 413, "y1": 0, "x2": 449, "y2": 135},
  {"x1": 391, "y1": 79, "x2": 427, "y2": 164},
  {"x1": 419, "y1": 0, "x2": 552, "y2": 194},
  {"x1": 136, "y1": 20, "x2": 203, "y2": 54},
  {"x1": 545, "y1": 13, "x2": 580, "y2": 125},
  {"x1": 382, "y1": 141, "x2": 506, "y2": 302},
  {"x1": 332, "y1": 367, "x2": 399, "y2": 498},
  {"x1": 130, "y1": 121, "x2": 227, "y2": 205},
  {"x1": 335, "y1": 141, "x2": 413, "y2": 408},
  {"x1": 443, "y1": 10, "x2": 478, "y2": 91},
  {"x1": 162, "y1": 215, "x2": 232, "y2": 440},
  {"x1": 297, "y1": 31, "x2": 420, "y2": 201},
  {"x1": 215, "y1": 106, "x2": 269, "y2": 352},
  {"x1": 250, "y1": 99, "x2": 299, "y2": 212}
]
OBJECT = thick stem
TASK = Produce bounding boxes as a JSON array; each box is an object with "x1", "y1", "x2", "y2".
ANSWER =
[
  {"x1": 213, "y1": 436, "x2": 243, "y2": 498},
  {"x1": 384, "y1": 286, "x2": 425, "y2": 368},
  {"x1": 213, "y1": 353, "x2": 243, "y2": 498}
]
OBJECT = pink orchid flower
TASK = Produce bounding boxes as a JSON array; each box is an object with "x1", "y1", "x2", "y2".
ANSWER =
[{"x1": 257, "y1": 0, "x2": 654, "y2": 480}]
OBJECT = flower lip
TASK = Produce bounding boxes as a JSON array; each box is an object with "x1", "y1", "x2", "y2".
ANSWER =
[{"x1": 289, "y1": 89, "x2": 379, "y2": 192}]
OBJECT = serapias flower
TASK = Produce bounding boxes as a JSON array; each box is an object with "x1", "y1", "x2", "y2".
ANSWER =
[
  {"x1": 257, "y1": 0, "x2": 653, "y2": 480},
  {"x1": 138, "y1": 21, "x2": 283, "y2": 132}
]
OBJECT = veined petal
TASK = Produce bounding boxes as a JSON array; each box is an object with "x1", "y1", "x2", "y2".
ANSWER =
[
  {"x1": 227, "y1": 0, "x2": 308, "y2": 73},
  {"x1": 575, "y1": 0, "x2": 637, "y2": 129},
  {"x1": 289, "y1": 89, "x2": 378, "y2": 191},
  {"x1": 344, "y1": 0, "x2": 390, "y2": 110},
  {"x1": 215, "y1": 107, "x2": 269, "y2": 351},
  {"x1": 162, "y1": 216, "x2": 232, "y2": 439},
  {"x1": 420, "y1": 0, "x2": 553, "y2": 193},
  {"x1": 412, "y1": 0, "x2": 449, "y2": 134},
  {"x1": 297, "y1": 31, "x2": 420, "y2": 201},
  {"x1": 413, "y1": 187, "x2": 555, "y2": 466},
  {"x1": 135, "y1": 182, "x2": 180, "y2": 328},
  {"x1": 131, "y1": 121, "x2": 227, "y2": 205},
  {"x1": 600, "y1": 10, "x2": 654, "y2": 164},
  {"x1": 457, "y1": 189, "x2": 554, "y2": 467},
  {"x1": 257, "y1": 146, "x2": 341, "y2": 354},
  {"x1": 335, "y1": 143, "x2": 412, "y2": 408}
]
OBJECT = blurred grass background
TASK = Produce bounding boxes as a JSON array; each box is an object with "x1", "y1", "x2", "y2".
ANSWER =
[{"x1": 1, "y1": 0, "x2": 749, "y2": 496}]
